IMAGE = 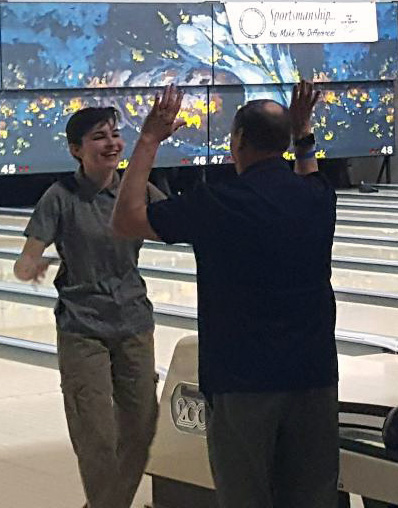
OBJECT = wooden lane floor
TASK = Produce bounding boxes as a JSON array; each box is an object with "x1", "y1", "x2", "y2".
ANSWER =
[
  {"x1": 337, "y1": 189, "x2": 398, "y2": 202},
  {"x1": 339, "y1": 352, "x2": 398, "y2": 408},
  {"x1": 2, "y1": 233, "x2": 398, "y2": 271},
  {"x1": 335, "y1": 225, "x2": 398, "y2": 244},
  {"x1": 2, "y1": 211, "x2": 398, "y2": 253},
  {"x1": 0, "y1": 337, "x2": 375, "y2": 508},
  {"x1": 1, "y1": 284, "x2": 398, "y2": 352},
  {"x1": 0, "y1": 214, "x2": 29, "y2": 228},
  {"x1": 2, "y1": 204, "x2": 396, "y2": 508},
  {"x1": 0, "y1": 346, "x2": 89, "y2": 508},
  {"x1": 2, "y1": 241, "x2": 398, "y2": 292},
  {"x1": 0, "y1": 298, "x2": 191, "y2": 382},
  {"x1": 2, "y1": 256, "x2": 398, "y2": 312},
  {"x1": 1, "y1": 291, "x2": 397, "y2": 389},
  {"x1": 333, "y1": 242, "x2": 398, "y2": 262},
  {"x1": 3, "y1": 209, "x2": 398, "y2": 239},
  {"x1": 336, "y1": 209, "x2": 398, "y2": 229}
]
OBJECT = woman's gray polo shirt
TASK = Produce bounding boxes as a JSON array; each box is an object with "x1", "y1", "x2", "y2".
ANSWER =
[{"x1": 24, "y1": 170, "x2": 162, "y2": 339}]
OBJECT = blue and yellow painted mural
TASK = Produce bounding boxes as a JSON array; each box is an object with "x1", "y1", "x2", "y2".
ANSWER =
[{"x1": 0, "y1": 2, "x2": 396, "y2": 172}]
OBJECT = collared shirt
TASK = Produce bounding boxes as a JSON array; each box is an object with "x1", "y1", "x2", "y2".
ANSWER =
[
  {"x1": 148, "y1": 158, "x2": 338, "y2": 396},
  {"x1": 25, "y1": 169, "x2": 163, "y2": 339}
]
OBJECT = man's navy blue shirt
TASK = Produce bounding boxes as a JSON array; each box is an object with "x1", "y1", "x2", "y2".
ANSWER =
[{"x1": 148, "y1": 158, "x2": 338, "y2": 396}]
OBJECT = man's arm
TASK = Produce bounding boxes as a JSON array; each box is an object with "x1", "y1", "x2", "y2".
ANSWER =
[
  {"x1": 112, "y1": 134, "x2": 161, "y2": 239},
  {"x1": 112, "y1": 85, "x2": 185, "y2": 239},
  {"x1": 290, "y1": 80, "x2": 320, "y2": 176}
]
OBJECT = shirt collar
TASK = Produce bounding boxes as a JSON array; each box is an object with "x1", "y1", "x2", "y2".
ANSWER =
[
  {"x1": 241, "y1": 157, "x2": 290, "y2": 177},
  {"x1": 74, "y1": 167, "x2": 120, "y2": 200}
]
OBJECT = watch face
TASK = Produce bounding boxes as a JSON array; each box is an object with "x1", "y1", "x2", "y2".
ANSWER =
[{"x1": 295, "y1": 134, "x2": 316, "y2": 147}]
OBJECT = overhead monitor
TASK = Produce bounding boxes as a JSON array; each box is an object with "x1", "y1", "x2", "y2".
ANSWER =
[
  {"x1": 1, "y1": 2, "x2": 213, "y2": 89},
  {"x1": 208, "y1": 81, "x2": 395, "y2": 162},
  {"x1": 0, "y1": 87, "x2": 209, "y2": 175}
]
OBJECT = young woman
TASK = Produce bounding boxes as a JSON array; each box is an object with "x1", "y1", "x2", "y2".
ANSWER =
[{"x1": 14, "y1": 107, "x2": 164, "y2": 508}]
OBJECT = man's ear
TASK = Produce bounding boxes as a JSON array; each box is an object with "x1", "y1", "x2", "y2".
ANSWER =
[
  {"x1": 236, "y1": 127, "x2": 245, "y2": 149},
  {"x1": 68, "y1": 143, "x2": 81, "y2": 160}
]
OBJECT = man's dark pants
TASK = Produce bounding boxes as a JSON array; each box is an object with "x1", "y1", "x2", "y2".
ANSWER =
[{"x1": 206, "y1": 386, "x2": 339, "y2": 508}]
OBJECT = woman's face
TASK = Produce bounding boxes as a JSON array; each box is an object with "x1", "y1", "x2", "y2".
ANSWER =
[{"x1": 70, "y1": 119, "x2": 125, "y2": 173}]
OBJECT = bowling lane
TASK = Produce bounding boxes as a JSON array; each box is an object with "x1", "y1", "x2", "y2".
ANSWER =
[
  {"x1": 0, "y1": 258, "x2": 198, "y2": 308},
  {"x1": 337, "y1": 209, "x2": 398, "y2": 222},
  {"x1": 1, "y1": 201, "x2": 398, "y2": 228},
  {"x1": 2, "y1": 213, "x2": 398, "y2": 254},
  {"x1": 0, "y1": 215, "x2": 29, "y2": 229},
  {"x1": 335, "y1": 225, "x2": 398, "y2": 240},
  {"x1": 336, "y1": 301, "x2": 398, "y2": 339},
  {"x1": 2, "y1": 207, "x2": 398, "y2": 237},
  {"x1": 140, "y1": 248, "x2": 195, "y2": 271},
  {"x1": 0, "y1": 259, "x2": 61, "y2": 287},
  {"x1": 1, "y1": 255, "x2": 397, "y2": 310},
  {"x1": 337, "y1": 195, "x2": 398, "y2": 213},
  {"x1": 1, "y1": 298, "x2": 397, "y2": 355},
  {"x1": 0, "y1": 235, "x2": 57, "y2": 255},
  {"x1": 0, "y1": 241, "x2": 197, "y2": 277},
  {"x1": 338, "y1": 197, "x2": 398, "y2": 205},
  {"x1": 0, "y1": 299, "x2": 190, "y2": 373},
  {"x1": 0, "y1": 235, "x2": 197, "y2": 270},
  {"x1": 3, "y1": 235, "x2": 398, "y2": 271},
  {"x1": 0, "y1": 235, "x2": 31, "y2": 250},
  {"x1": 144, "y1": 244, "x2": 398, "y2": 270},
  {"x1": 331, "y1": 269, "x2": 398, "y2": 294},
  {"x1": 332, "y1": 243, "x2": 398, "y2": 262}
]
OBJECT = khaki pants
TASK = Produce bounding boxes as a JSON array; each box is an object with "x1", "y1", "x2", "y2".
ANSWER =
[
  {"x1": 57, "y1": 329, "x2": 158, "y2": 508},
  {"x1": 206, "y1": 386, "x2": 339, "y2": 508}
]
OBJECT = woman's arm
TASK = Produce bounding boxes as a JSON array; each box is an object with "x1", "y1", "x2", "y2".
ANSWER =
[{"x1": 14, "y1": 237, "x2": 51, "y2": 283}]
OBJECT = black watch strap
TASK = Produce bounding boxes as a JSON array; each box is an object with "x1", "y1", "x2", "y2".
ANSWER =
[{"x1": 294, "y1": 133, "x2": 315, "y2": 148}]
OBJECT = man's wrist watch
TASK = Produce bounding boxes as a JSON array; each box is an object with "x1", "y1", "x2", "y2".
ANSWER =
[{"x1": 294, "y1": 133, "x2": 316, "y2": 148}]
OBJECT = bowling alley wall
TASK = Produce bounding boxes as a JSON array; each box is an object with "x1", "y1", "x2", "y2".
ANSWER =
[{"x1": 0, "y1": 2, "x2": 398, "y2": 183}]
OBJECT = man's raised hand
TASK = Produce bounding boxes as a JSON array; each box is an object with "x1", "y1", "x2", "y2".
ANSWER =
[
  {"x1": 290, "y1": 80, "x2": 321, "y2": 141},
  {"x1": 141, "y1": 84, "x2": 186, "y2": 143}
]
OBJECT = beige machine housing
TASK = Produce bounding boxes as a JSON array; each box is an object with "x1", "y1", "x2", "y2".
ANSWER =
[{"x1": 147, "y1": 336, "x2": 398, "y2": 507}]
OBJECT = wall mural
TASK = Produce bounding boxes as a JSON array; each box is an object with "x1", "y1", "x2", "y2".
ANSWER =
[
  {"x1": 0, "y1": 2, "x2": 396, "y2": 172},
  {"x1": 0, "y1": 87, "x2": 209, "y2": 173},
  {"x1": 209, "y1": 82, "x2": 395, "y2": 161},
  {"x1": 1, "y1": 3, "x2": 213, "y2": 89}
]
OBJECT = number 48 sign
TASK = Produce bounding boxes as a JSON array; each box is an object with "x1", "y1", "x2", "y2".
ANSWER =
[{"x1": 381, "y1": 146, "x2": 393, "y2": 155}]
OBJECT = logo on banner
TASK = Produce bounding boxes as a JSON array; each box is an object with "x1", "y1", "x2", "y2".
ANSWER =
[
  {"x1": 239, "y1": 7, "x2": 266, "y2": 39},
  {"x1": 225, "y1": 2, "x2": 378, "y2": 44},
  {"x1": 171, "y1": 383, "x2": 207, "y2": 435},
  {"x1": 341, "y1": 13, "x2": 358, "y2": 34}
]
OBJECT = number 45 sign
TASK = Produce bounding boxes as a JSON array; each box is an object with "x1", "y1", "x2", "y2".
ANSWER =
[
  {"x1": 1, "y1": 164, "x2": 16, "y2": 175},
  {"x1": 1, "y1": 164, "x2": 30, "y2": 174}
]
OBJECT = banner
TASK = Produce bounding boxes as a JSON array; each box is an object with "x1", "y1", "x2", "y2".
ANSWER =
[{"x1": 225, "y1": 2, "x2": 378, "y2": 44}]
